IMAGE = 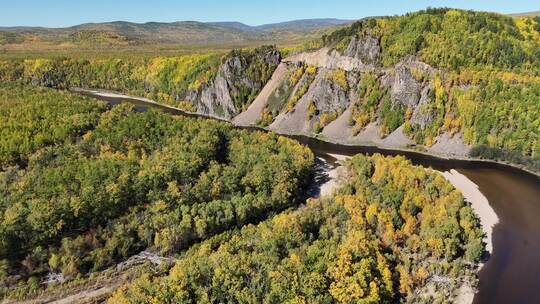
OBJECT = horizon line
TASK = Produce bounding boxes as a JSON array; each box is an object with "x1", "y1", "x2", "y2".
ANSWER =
[{"x1": 0, "y1": 7, "x2": 536, "y2": 29}]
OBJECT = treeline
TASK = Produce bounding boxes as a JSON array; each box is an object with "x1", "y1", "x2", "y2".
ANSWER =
[
  {"x1": 0, "y1": 53, "x2": 219, "y2": 110},
  {"x1": 108, "y1": 154, "x2": 483, "y2": 303},
  {"x1": 0, "y1": 32, "x2": 25, "y2": 45},
  {"x1": 0, "y1": 85, "x2": 313, "y2": 298},
  {"x1": 470, "y1": 145, "x2": 540, "y2": 173},
  {"x1": 0, "y1": 46, "x2": 279, "y2": 112},
  {"x1": 324, "y1": 8, "x2": 540, "y2": 73}
]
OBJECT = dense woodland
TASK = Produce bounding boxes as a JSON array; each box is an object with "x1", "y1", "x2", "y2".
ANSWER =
[
  {"x1": 0, "y1": 52, "x2": 221, "y2": 110},
  {"x1": 0, "y1": 8, "x2": 536, "y2": 301},
  {"x1": 323, "y1": 9, "x2": 540, "y2": 170},
  {"x1": 108, "y1": 154, "x2": 483, "y2": 303},
  {"x1": 0, "y1": 85, "x2": 313, "y2": 298}
]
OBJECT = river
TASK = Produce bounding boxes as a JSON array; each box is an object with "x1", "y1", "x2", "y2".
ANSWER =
[{"x1": 77, "y1": 89, "x2": 540, "y2": 304}]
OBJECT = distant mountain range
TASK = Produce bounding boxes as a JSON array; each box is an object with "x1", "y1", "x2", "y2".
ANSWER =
[
  {"x1": 509, "y1": 11, "x2": 540, "y2": 17},
  {"x1": 0, "y1": 18, "x2": 352, "y2": 46}
]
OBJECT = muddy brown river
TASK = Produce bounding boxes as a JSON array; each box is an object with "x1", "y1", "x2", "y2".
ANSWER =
[{"x1": 78, "y1": 89, "x2": 540, "y2": 304}]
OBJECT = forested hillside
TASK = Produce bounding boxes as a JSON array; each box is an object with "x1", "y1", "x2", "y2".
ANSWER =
[
  {"x1": 328, "y1": 9, "x2": 540, "y2": 169},
  {"x1": 0, "y1": 45, "x2": 279, "y2": 118},
  {"x1": 255, "y1": 9, "x2": 540, "y2": 172},
  {"x1": 322, "y1": 8, "x2": 540, "y2": 168},
  {"x1": 0, "y1": 18, "x2": 350, "y2": 48},
  {"x1": 0, "y1": 52, "x2": 222, "y2": 109},
  {"x1": 1, "y1": 9, "x2": 538, "y2": 172},
  {"x1": 108, "y1": 154, "x2": 483, "y2": 303},
  {"x1": 324, "y1": 8, "x2": 540, "y2": 71},
  {"x1": 0, "y1": 85, "x2": 313, "y2": 299}
]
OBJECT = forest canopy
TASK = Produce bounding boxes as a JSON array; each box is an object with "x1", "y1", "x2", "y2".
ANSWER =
[
  {"x1": 108, "y1": 154, "x2": 484, "y2": 304},
  {"x1": 323, "y1": 8, "x2": 540, "y2": 72},
  {"x1": 0, "y1": 83, "x2": 107, "y2": 168},
  {"x1": 323, "y1": 9, "x2": 540, "y2": 170},
  {"x1": 0, "y1": 53, "x2": 221, "y2": 110},
  {"x1": 0, "y1": 85, "x2": 313, "y2": 298}
]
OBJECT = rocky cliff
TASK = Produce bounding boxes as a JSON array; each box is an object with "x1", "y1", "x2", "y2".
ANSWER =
[
  {"x1": 187, "y1": 47, "x2": 280, "y2": 119},
  {"x1": 227, "y1": 36, "x2": 469, "y2": 157}
]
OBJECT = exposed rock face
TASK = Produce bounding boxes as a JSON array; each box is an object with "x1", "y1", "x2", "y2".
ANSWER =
[
  {"x1": 283, "y1": 47, "x2": 373, "y2": 72},
  {"x1": 344, "y1": 35, "x2": 381, "y2": 65},
  {"x1": 187, "y1": 48, "x2": 281, "y2": 119},
  {"x1": 229, "y1": 36, "x2": 467, "y2": 153},
  {"x1": 264, "y1": 49, "x2": 282, "y2": 65},
  {"x1": 309, "y1": 69, "x2": 351, "y2": 113},
  {"x1": 398, "y1": 56, "x2": 438, "y2": 75},
  {"x1": 233, "y1": 63, "x2": 289, "y2": 126},
  {"x1": 382, "y1": 65, "x2": 422, "y2": 108},
  {"x1": 268, "y1": 43, "x2": 441, "y2": 141},
  {"x1": 378, "y1": 56, "x2": 440, "y2": 130},
  {"x1": 284, "y1": 35, "x2": 381, "y2": 72},
  {"x1": 269, "y1": 70, "x2": 317, "y2": 134},
  {"x1": 428, "y1": 132, "x2": 470, "y2": 157},
  {"x1": 411, "y1": 85, "x2": 436, "y2": 128},
  {"x1": 187, "y1": 72, "x2": 236, "y2": 119},
  {"x1": 269, "y1": 68, "x2": 353, "y2": 134}
]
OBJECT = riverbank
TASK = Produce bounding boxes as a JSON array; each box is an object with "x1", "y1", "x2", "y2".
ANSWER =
[
  {"x1": 71, "y1": 88, "x2": 156, "y2": 103},
  {"x1": 71, "y1": 87, "x2": 539, "y2": 179},
  {"x1": 72, "y1": 87, "x2": 540, "y2": 178},
  {"x1": 71, "y1": 88, "x2": 231, "y2": 123},
  {"x1": 440, "y1": 169, "x2": 498, "y2": 254},
  {"x1": 322, "y1": 154, "x2": 499, "y2": 255},
  {"x1": 315, "y1": 133, "x2": 540, "y2": 178},
  {"x1": 317, "y1": 153, "x2": 349, "y2": 197},
  {"x1": 440, "y1": 169, "x2": 498, "y2": 304}
]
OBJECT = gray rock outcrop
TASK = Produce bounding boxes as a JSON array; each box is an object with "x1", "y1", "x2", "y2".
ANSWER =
[
  {"x1": 410, "y1": 85, "x2": 435, "y2": 128},
  {"x1": 283, "y1": 47, "x2": 373, "y2": 72},
  {"x1": 344, "y1": 35, "x2": 381, "y2": 65},
  {"x1": 269, "y1": 68, "x2": 353, "y2": 134},
  {"x1": 308, "y1": 69, "x2": 351, "y2": 113},
  {"x1": 187, "y1": 48, "x2": 281, "y2": 119},
  {"x1": 382, "y1": 65, "x2": 422, "y2": 108}
]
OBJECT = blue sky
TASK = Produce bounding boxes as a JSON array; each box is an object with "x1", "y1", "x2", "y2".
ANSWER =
[{"x1": 1, "y1": 0, "x2": 539, "y2": 27}]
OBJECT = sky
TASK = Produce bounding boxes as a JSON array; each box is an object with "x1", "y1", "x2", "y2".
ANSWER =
[{"x1": 1, "y1": 0, "x2": 539, "y2": 28}]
